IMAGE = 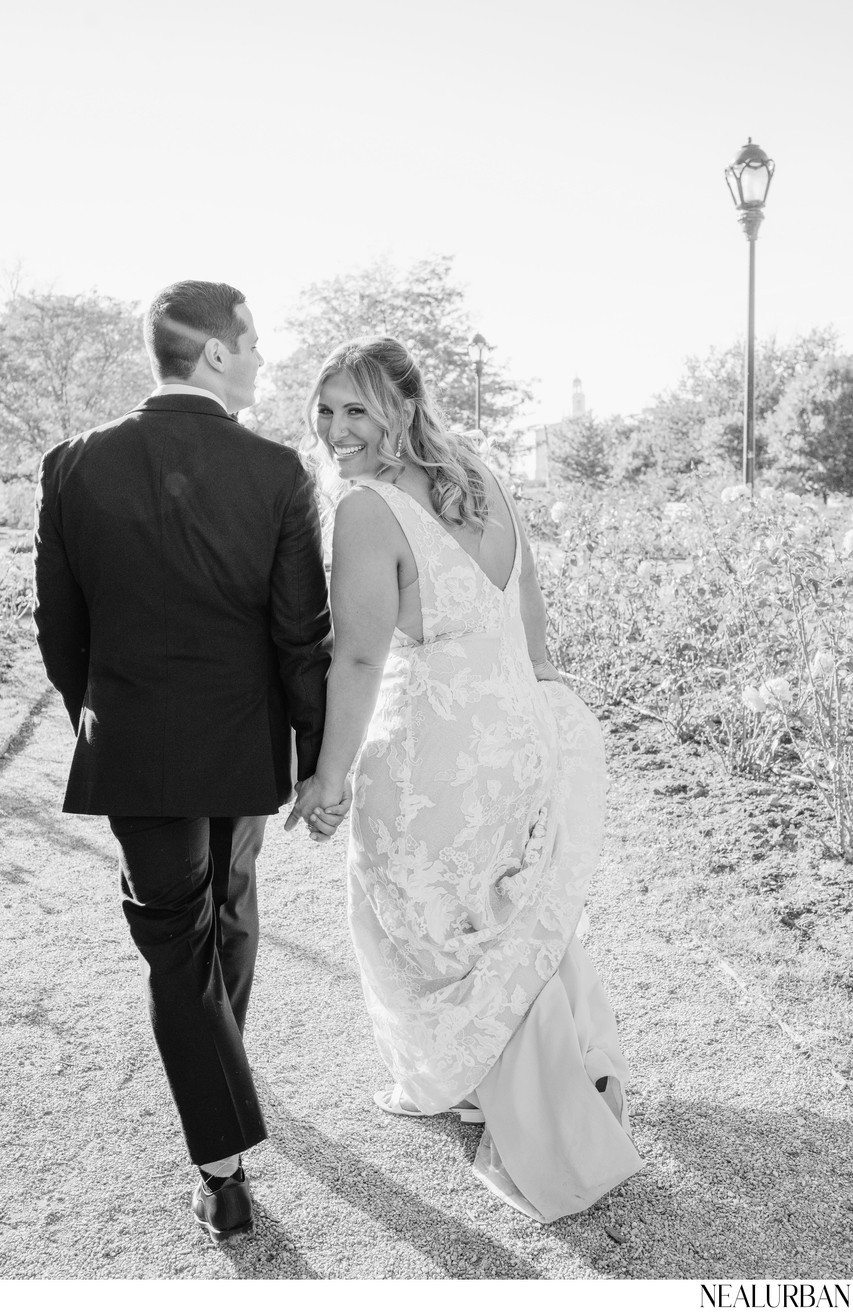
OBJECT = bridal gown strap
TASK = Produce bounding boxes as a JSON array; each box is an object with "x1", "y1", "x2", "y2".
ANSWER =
[{"x1": 346, "y1": 476, "x2": 642, "y2": 1222}]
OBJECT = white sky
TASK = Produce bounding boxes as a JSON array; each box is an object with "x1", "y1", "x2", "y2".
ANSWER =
[{"x1": 3, "y1": 0, "x2": 852, "y2": 422}]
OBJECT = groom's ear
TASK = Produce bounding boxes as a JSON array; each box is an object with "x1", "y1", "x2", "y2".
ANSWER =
[{"x1": 203, "y1": 337, "x2": 226, "y2": 372}]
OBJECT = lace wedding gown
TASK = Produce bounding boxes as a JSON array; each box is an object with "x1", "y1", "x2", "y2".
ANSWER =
[{"x1": 346, "y1": 479, "x2": 642, "y2": 1222}]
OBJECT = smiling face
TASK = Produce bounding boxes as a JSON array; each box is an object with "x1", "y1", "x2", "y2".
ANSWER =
[{"x1": 315, "y1": 371, "x2": 387, "y2": 479}]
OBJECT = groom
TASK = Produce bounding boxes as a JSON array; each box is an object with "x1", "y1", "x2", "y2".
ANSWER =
[{"x1": 33, "y1": 280, "x2": 337, "y2": 1242}]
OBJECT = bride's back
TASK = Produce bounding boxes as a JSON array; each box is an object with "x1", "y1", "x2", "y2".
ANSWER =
[{"x1": 392, "y1": 458, "x2": 517, "y2": 592}]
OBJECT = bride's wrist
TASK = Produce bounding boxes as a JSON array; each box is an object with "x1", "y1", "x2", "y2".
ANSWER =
[{"x1": 314, "y1": 768, "x2": 347, "y2": 799}]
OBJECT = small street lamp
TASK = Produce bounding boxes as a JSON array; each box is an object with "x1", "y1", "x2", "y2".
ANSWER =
[
  {"x1": 467, "y1": 333, "x2": 492, "y2": 431},
  {"x1": 725, "y1": 137, "x2": 775, "y2": 490}
]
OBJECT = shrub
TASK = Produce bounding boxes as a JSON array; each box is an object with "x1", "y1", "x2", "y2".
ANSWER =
[{"x1": 524, "y1": 483, "x2": 853, "y2": 859}]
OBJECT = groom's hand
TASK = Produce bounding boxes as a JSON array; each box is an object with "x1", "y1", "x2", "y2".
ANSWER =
[
  {"x1": 284, "y1": 776, "x2": 352, "y2": 840},
  {"x1": 283, "y1": 778, "x2": 307, "y2": 833},
  {"x1": 307, "y1": 778, "x2": 353, "y2": 841}
]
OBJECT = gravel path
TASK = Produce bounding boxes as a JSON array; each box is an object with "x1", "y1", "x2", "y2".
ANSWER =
[{"x1": 1, "y1": 685, "x2": 851, "y2": 1280}]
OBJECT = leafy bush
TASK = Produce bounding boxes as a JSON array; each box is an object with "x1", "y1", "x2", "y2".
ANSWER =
[
  {"x1": 523, "y1": 482, "x2": 853, "y2": 859},
  {"x1": 0, "y1": 479, "x2": 35, "y2": 529},
  {"x1": 0, "y1": 542, "x2": 32, "y2": 646}
]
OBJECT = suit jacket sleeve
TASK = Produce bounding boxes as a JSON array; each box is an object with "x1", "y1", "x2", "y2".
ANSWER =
[
  {"x1": 32, "y1": 449, "x2": 91, "y2": 731},
  {"x1": 270, "y1": 457, "x2": 332, "y2": 779}
]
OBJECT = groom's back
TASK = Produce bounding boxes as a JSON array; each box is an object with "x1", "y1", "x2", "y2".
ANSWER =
[
  {"x1": 58, "y1": 403, "x2": 284, "y2": 655},
  {"x1": 35, "y1": 395, "x2": 328, "y2": 818}
]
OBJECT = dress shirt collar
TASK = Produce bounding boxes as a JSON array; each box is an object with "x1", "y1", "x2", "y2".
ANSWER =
[{"x1": 151, "y1": 383, "x2": 228, "y2": 412}]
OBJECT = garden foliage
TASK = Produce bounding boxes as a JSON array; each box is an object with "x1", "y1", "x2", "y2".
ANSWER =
[
  {"x1": 526, "y1": 482, "x2": 853, "y2": 860},
  {"x1": 546, "y1": 329, "x2": 852, "y2": 493},
  {"x1": 252, "y1": 254, "x2": 534, "y2": 449},
  {"x1": 0, "y1": 290, "x2": 151, "y2": 525}
]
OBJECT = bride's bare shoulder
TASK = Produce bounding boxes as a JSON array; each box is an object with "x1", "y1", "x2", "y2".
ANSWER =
[{"x1": 332, "y1": 483, "x2": 404, "y2": 549}]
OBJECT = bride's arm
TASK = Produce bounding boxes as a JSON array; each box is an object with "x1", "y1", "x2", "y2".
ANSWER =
[
  {"x1": 513, "y1": 493, "x2": 563, "y2": 682},
  {"x1": 286, "y1": 488, "x2": 400, "y2": 824}
]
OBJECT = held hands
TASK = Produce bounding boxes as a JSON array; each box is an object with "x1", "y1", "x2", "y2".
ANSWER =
[{"x1": 284, "y1": 775, "x2": 353, "y2": 842}]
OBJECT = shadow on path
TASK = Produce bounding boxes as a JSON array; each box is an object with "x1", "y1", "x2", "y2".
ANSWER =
[
  {"x1": 3, "y1": 804, "x2": 116, "y2": 868},
  {"x1": 555, "y1": 1093, "x2": 852, "y2": 1276},
  {"x1": 254, "y1": 1069, "x2": 544, "y2": 1280},
  {"x1": 261, "y1": 927, "x2": 359, "y2": 983},
  {"x1": 221, "y1": 1201, "x2": 323, "y2": 1279},
  {"x1": 0, "y1": 684, "x2": 54, "y2": 770}
]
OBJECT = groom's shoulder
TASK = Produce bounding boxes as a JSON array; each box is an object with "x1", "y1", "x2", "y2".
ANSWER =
[
  {"x1": 230, "y1": 417, "x2": 290, "y2": 452},
  {"x1": 40, "y1": 407, "x2": 143, "y2": 472},
  {"x1": 231, "y1": 423, "x2": 307, "y2": 475}
]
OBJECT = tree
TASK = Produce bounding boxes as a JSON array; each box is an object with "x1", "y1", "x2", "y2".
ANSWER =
[
  {"x1": 620, "y1": 394, "x2": 709, "y2": 480},
  {"x1": 251, "y1": 255, "x2": 533, "y2": 448},
  {"x1": 628, "y1": 328, "x2": 840, "y2": 479},
  {"x1": 0, "y1": 291, "x2": 151, "y2": 479},
  {"x1": 609, "y1": 418, "x2": 658, "y2": 483},
  {"x1": 549, "y1": 414, "x2": 614, "y2": 486},
  {"x1": 765, "y1": 355, "x2": 853, "y2": 496}
]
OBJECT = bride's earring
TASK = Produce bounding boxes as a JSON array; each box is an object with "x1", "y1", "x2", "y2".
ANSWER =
[{"x1": 395, "y1": 433, "x2": 404, "y2": 459}]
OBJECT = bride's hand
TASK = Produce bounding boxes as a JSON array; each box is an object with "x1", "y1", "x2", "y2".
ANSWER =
[
  {"x1": 307, "y1": 778, "x2": 353, "y2": 840},
  {"x1": 284, "y1": 775, "x2": 351, "y2": 840},
  {"x1": 531, "y1": 658, "x2": 564, "y2": 683}
]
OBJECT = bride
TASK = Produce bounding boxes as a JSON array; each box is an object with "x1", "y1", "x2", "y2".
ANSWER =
[{"x1": 287, "y1": 337, "x2": 642, "y2": 1222}]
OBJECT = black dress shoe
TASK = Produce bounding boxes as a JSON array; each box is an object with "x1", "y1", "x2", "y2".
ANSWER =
[{"x1": 192, "y1": 1168, "x2": 253, "y2": 1244}]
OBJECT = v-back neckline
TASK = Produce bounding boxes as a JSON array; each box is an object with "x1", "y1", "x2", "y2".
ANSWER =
[{"x1": 368, "y1": 478, "x2": 520, "y2": 597}]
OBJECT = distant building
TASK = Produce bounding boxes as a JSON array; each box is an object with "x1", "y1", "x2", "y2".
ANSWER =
[
  {"x1": 514, "y1": 377, "x2": 586, "y2": 485},
  {"x1": 515, "y1": 424, "x2": 552, "y2": 485}
]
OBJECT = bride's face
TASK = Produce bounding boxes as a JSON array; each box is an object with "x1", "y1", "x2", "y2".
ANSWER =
[{"x1": 316, "y1": 372, "x2": 387, "y2": 479}]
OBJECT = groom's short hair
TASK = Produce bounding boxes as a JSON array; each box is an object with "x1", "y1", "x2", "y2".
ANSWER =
[{"x1": 144, "y1": 280, "x2": 247, "y2": 380}]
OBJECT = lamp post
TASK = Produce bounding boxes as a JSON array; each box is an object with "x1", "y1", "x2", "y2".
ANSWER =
[
  {"x1": 725, "y1": 137, "x2": 775, "y2": 490},
  {"x1": 467, "y1": 332, "x2": 491, "y2": 431}
]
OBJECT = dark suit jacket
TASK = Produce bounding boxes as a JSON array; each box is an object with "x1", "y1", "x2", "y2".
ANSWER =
[{"x1": 32, "y1": 394, "x2": 332, "y2": 817}]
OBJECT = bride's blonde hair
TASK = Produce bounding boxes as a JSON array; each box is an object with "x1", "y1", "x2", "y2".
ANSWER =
[{"x1": 303, "y1": 337, "x2": 489, "y2": 532}]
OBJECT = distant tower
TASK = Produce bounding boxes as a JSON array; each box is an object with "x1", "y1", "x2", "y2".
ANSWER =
[{"x1": 572, "y1": 376, "x2": 586, "y2": 418}]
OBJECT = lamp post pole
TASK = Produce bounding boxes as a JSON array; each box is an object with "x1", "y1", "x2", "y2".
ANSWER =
[
  {"x1": 725, "y1": 138, "x2": 775, "y2": 492},
  {"x1": 468, "y1": 333, "x2": 490, "y2": 431},
  {"x1": 744, "y1": 223, "x2": 758, "y2": 487}
]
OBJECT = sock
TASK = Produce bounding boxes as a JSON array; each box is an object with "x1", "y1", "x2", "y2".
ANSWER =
[
  {"x1": 198, "y1": 1153, "x2": 242, "y2": 1190},
  {"x1": 200, "y1": 1167, "x2": 244, "y2": 1193},
  {"x1": 199, "y1": 1153, "x2": 241, "y2": 1177}
]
